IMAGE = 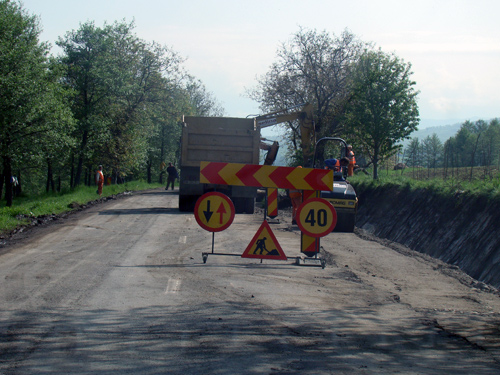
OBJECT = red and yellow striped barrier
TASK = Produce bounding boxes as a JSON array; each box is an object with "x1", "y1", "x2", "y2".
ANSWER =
[{"x1": 200, "y1": 162, "x2": 333, "y2": 191}]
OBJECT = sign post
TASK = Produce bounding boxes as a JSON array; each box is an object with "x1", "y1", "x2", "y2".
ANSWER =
[{"x1": 296, "y1": 198, "x2": 336, "y2": 267}]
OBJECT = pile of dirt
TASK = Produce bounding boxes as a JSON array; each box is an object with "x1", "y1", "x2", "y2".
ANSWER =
[{"x1": 354, "y1": 184, "x2": 500, "y2": 289}]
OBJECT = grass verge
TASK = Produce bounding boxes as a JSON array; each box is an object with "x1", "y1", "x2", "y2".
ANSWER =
[{"x1": 0, "y1": 181, "x2": 163, "y2": 236}]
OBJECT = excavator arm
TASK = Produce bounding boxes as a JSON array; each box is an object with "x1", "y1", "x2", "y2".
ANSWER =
[{"x1": 255, "y1": 103, "x2": 315, "y2": 166}]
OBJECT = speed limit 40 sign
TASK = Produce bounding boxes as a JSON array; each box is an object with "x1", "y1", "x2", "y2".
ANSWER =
[{"x1": 296, "y1": 198, "x2": 337, "y2": 237}]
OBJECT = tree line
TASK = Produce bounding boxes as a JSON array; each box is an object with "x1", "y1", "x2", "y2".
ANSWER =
[
  {"x1": 249, "y1": 28, "x2": 419, "y2": 179},
  {"x1": 3, "y1": 2, "x2": 445, "y2": 207},
  {"x1": 403, "y1": 118, "x2": 500, "y2": 181},
  {"x1": 0, "y1": 1, "x2": 223, "y2": 206}
]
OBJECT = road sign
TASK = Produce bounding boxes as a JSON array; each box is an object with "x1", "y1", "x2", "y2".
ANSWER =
[
  {"x1": 194, "y1": 192, "x2": 235, "y2": 232},
  {"x1": 200, "y1": 162, "x2": 333, "y2": 191},
  {"x1": 296, "y1": 198, "x2": 337, "y2": 238},
  {"x1": 241, "y1": 221, "x2": 287, "y2": 260}
]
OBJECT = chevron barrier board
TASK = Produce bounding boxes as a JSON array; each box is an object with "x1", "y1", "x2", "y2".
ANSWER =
[
  {"x1": 200, "y1": 162, "x2": 333, "y2": 191},
  {"x1": 267, "y1": 188, "x2": 278, "y2": 218}
]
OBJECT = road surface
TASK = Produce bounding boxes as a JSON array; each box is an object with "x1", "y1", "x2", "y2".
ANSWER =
[{"x1": 1, "y1": 189, "x2": 499, "y2": 374}]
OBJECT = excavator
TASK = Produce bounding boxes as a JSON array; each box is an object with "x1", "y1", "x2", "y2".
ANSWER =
[
  {"x1": 255, "y1": 104, "x2": 357, "y2": 232},
  {"x1": 255, "y1": 103, "x2": 315, "y2": 166}
]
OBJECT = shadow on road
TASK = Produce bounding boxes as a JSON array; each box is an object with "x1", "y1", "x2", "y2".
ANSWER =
[
  {"x1": 99, "y1": 207, "x2": 183, "y2": 215},
  {"x1": 2, "y1": 302, "x2": 498, "y2": 374}
]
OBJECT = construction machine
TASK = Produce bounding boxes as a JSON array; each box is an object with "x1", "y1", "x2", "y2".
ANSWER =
[
  {"x1": 255, "y1": 103, "x2": 315, "y2": 166},
  {"x1": 312, "y1": 137, "x2": 358, "y2": 232}
]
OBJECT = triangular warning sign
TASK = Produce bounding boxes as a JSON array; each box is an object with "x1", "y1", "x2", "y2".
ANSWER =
[{"x1": 241, "y1": 221, "x2": 287, "y2": 260}]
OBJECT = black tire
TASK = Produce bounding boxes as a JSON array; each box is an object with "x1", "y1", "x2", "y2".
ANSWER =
[
  {"x1": 244, "y1": 198, "x2": 255, "y2": 214},
  {"x1": 179, "y1": 195, "x2": 197, "y2": 212},
  {"x1": 233, "y1": 197, "x2": 255, "y2": 214},
  {"x1": 333, "y1": 211, "x2": 356, "y2": 232}
]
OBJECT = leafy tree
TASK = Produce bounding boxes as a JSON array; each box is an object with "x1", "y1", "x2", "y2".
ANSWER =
[
  {"x1": 0, "y1": 0, "x2": 74, "y2": 206},
  {"x1": 344, "y1": 49, "x2": 419, "y2": 179},
  {"x1": 185, "y1": 76, "x2": 225, "y2": 117},
  {"x1": 444, "y1": 118, "x2": 500, "y2": 180},
  {"x1": 145, "y1": 76, "x2": 226, "y2": 185},
  {"x1": 405, "y1": 138, "x2": 421, "y2": 167},
  {"x1": 145, "y1": 86, "x2": 189, "y2": 184},
  {"x1": 483, "y1": 118, "x2": 500, "y2": 169},
  {"x1": 57, "y1": 20, "x2": 186, "y2": 185},
  {"x1": 422, "y1": 134, "x2": 443, "y2": 177},
  {"x1": 249, "y1": 27, "x2": 366, "y2": 164}
]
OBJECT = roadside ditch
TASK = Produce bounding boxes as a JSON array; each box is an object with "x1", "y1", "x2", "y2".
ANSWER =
[{"x1": 354, "y1": 183, "x2": 500, "y2": 290}]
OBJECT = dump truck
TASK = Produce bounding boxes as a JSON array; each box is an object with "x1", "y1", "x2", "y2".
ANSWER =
[
  {"x1": 178, "y1": 116, "x2": 260, "y2": 213},
  {"x1": 179, "y1": 104, "x2": 314, "y2": 214}
]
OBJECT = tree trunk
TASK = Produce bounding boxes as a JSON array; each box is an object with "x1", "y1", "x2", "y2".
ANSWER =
[
  {"x1": 70, "y1": 154, "x2": 75, "y2": 188},
  {"x1": 147, "y1": 160, "x2": 152, "y2": 184},
  {"x1": 469, "y1": 134, "x2": 480, "y2": 182},
  {"x1": 373, "y1": 146, "x2": 379, "y2": 180},
  {"x1": 15, "y1": 170, "x2": 22, "y2": 197},
  {"x1": 74, "y1": 130, "x2": 88, "y2": 186},
  {"x1": 3, "y1": 156, "x2": 13, "y2": 207},
  {"x1": 46, "y1": 158, "x2": 55, "y2": 193},
  {"x1": 159, "y1": 127, "x2": 165, "y2": 184}
]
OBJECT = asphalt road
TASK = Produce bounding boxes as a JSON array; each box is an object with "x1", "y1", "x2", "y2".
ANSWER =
[{"x1": 1, "y1": 188, "x2": 500, "y2": 374}]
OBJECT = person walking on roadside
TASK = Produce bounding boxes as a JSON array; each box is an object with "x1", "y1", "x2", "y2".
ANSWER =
[
  {"x1": 347, "y1": 145, "x2": 356, "y2": 177},
  {"x1": 96, "y1": 165, "x2": 104, "y2": 196},
  {"x1": 165, "y1": 162, "x2": 178, "y2": 191}
]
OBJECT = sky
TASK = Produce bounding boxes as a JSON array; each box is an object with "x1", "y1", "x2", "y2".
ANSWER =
[{"x1": 21, "y1": 0, "x2": 500, "y2": 128}]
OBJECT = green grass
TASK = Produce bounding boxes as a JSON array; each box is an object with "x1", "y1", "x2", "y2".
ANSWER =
[
  {"x1": 349, "y1": 168, "x2": 500, "y2": 200},
  {"x1": 0, "y1": 181, "x2": 163, "y2": 236}
]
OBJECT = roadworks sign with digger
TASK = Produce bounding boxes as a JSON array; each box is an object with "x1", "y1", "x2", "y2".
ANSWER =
[{"x1": 241, "y1": 221, "x2": 287, "y2": 260}]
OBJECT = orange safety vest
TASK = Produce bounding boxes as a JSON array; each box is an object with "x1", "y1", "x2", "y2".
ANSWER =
[
  {"x1": 348, "y1": 150, "x2": 356, "y2": 165},
  {"x1": 96, "y1": 170, "x2": 104, "y2": 185},
  {"x1": 334, "y1": 160, "x2": 341, "y2": 171}
]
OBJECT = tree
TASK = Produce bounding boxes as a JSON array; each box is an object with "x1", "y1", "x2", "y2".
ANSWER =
[
  {"x1": 185, "y1": 76, "x2": 224, "y2": 117},
  {"x1": 57, "y1": 20, "x2": 186, "y2": 185},
  {"x1": 249, "y1": 28, "x2": 366, "y2": 164},
  {"x1": 344, "y1": 49, "x2": 419, "y2": 179},
  {"x1": 0, "y1": 0, "x2": 74, "y2": 206},
  {"x1": 422, "y1": 133, "x2": 443, "y2": 177}
]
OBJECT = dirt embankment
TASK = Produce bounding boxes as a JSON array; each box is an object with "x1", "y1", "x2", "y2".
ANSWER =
[{"x1": 354, "y1": 184, "x2": 500, "y2": 289}]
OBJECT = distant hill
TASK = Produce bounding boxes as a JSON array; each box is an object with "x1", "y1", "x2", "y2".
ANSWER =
[
  {"x1": 263, "y1": 117, "x2": 497, "y2": 163},
  {"x1": 402, "y1": 122, "x2": 462, "y2": 146}
]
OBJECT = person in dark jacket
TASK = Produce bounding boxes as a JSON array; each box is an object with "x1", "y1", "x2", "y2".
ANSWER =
[{"x1": 165, "y1": 163, "x2": 178, "y2": 190}]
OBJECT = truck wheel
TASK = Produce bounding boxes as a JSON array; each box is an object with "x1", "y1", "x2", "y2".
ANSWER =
[
  {"x1": 232, "y1": 198, "x2": 254, "y2": 214},
  {"x1": 244, "y1": 198, "x2": 255, "y2": 214},
  {"x1": 179, "y1": 195, "x2": 196, "y2": 212}
]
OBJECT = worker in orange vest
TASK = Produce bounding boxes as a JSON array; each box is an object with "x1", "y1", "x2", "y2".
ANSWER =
[
  {"x1": 96, "y1": 165, "x2": 104, "y2": 196},
  {"x1": 347, "y1": 145, "x2": 356, "y2": 177},
  {"x1": 324, "y1": 157, "x2": 349, "y2": 172}
]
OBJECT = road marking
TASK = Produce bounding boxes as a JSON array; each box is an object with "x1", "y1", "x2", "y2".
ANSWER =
[
  {"x1": 178, "y1": 236, "x2": 187, "y2": 244},
  {"x1": 165, "y1": 278, "x2": 181, "y2": 294}
]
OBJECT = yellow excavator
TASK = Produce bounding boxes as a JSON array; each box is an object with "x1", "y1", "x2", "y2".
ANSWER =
[
  {"x1": 255, "y1": 104, "x2": 357, "y2": 232},
  {"x1": 255, "y1": 103, "x2": 315, "y2": 166}
]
